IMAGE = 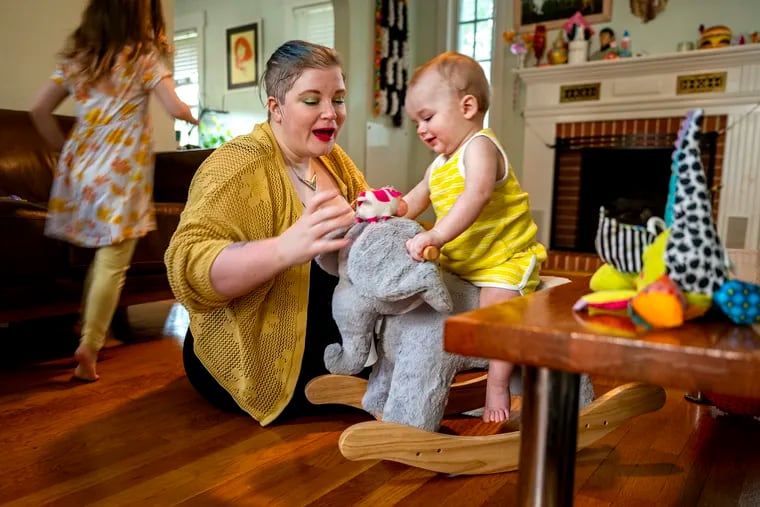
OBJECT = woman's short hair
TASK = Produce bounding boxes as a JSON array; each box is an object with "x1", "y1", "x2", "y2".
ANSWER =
[
  {"x1": 261, "y1": 40, "x2": 344, "y2": 104},
  {"x1": 410, "y1": 52, "x2": 490, "y2": 113}
]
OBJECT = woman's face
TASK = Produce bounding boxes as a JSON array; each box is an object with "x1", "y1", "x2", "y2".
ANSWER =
[{"x1": 271, "y1": 66, "x2": 346, "y2": 161}]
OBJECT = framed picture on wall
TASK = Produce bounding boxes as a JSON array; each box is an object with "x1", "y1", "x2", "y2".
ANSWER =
[
  {"x1": 226, "y1": 22, "x2": 261, "y2": 89},
  {"x1": 514, "y1": 0, "x2": 612, "y2": 33}
]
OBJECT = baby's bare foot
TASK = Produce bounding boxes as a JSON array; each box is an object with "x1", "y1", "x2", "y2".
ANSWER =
[
  {"x1": 73, "y1": 344, "x2": 100, "y2": 382},
  {"x1": 482, "y1": 384, "x2": 511, "y2": 423}
]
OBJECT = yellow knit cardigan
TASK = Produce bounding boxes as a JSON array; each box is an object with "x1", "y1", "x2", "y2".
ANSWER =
[{"x1": 165, "y1": 122, "x2": 367, "y2": 425}]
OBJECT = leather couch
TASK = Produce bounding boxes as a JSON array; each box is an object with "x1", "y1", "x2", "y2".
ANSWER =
[{"x1": 0, "y1": 108, "x2": 213, "y2": 324}]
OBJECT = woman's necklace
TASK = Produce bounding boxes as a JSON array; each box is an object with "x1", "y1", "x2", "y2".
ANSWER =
[{"x1": 291, "y1": 166, "x2": 318, "y2": 191}]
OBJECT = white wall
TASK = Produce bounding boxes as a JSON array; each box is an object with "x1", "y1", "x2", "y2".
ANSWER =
[{"x1": 0, "y1": 0, "x2": 177, "y2": 151}]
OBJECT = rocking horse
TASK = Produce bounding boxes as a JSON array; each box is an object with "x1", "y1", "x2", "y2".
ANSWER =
[{"x1": 305, "y1": 212, "x2": 666, "y2": 475}]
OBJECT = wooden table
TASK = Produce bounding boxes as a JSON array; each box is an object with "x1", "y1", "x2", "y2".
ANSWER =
[{"x1": 444, "y1": 249, "x2": 760, "y2": 506}]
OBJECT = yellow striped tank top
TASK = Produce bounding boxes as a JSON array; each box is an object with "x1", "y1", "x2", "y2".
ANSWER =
[{"x1": 429, "y1": 129, "x2": 545, "y2": 288}]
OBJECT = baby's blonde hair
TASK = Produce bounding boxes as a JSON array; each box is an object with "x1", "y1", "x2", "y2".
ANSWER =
[{"x1": 409, "y1": 52, "x2": 490, "y2": 113}]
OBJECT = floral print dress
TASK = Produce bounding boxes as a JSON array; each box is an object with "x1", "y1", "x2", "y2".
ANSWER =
[{"x1": 45, "y1": 48, "x2": 171, "y2": 247}]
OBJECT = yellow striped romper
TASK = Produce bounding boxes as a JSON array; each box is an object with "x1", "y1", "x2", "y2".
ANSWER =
[{"x1": 429, "y1": 128, "x2": 547, "y2": 294}]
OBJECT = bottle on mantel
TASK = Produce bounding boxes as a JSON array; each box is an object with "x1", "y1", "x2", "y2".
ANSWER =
[{"x1": 619, "y1": 30, "x2": 632, "y2": 57}]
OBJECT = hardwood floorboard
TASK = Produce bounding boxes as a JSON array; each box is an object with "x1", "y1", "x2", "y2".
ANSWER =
[{"x1": 1, "y1": 300, "x2": 759, "y2": 506}]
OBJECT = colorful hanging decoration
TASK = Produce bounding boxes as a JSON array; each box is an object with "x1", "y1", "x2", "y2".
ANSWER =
[{"x1": 374, "y1": 0, "x2": 408, "y2": 127}]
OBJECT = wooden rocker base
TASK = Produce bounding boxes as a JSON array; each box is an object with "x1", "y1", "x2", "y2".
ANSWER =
[
  {"x1": 305, "y1": 372, "x2": 490, "y2": 416},
  {"x1": 305, "y1": 375, "x2": 666, "y2": 475}
]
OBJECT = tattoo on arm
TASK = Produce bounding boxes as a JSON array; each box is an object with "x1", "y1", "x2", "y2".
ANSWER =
[{"x1": 228, "y1": 241, "x2": 247, "y2": 249}]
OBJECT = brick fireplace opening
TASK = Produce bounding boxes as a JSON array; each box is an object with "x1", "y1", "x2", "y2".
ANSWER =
[{"x1": 549, "y1": 115, "x2": 726, "y2": 253}]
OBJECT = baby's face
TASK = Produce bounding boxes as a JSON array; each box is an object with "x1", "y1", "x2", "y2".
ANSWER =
[{"x1": 406, "y1": 72, "x2": 470, "y2": 157}]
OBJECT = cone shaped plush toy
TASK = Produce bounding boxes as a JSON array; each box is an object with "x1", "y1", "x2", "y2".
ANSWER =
[{"x1": 574, "y1": 109, "x2": 760, "y2": 328}]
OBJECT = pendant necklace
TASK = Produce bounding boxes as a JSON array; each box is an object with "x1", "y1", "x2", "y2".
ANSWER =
[{"x1": 291, "y1": 167, "x2": 318, "y2": 191}]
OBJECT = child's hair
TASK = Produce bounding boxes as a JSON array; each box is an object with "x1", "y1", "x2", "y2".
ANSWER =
[
  {"x1": 61, "y1": 0, "x2": 171, "y2": 86},
  {"x1": 261, "y1": 40, "x2": 344, "y2": 106},
  {"x1": 409, "y1": 52, "x2": 490, "y2": 113}
]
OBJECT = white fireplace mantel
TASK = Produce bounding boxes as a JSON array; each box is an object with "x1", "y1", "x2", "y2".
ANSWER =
[{"x1": 514, "y1": 44, "x2": 760, "y2": 249}]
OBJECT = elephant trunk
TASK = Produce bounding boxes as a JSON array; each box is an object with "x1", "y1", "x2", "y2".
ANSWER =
[
  {"x1": 323, "y1": 288, "x2": 378, "y2": 375},
  {"x1": 324, "y1": 341, "x2": 370, "y2": 375}
]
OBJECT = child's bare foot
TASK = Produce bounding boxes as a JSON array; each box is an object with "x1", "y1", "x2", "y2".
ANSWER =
[
  {"x1": 482, "y1": 383, "x2": 510, "y2": 423},
  {"x1": 73, "y1": 344, "x2": 100, "y2": 382}
]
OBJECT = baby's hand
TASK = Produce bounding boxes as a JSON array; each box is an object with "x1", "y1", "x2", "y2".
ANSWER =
[{"x1": 406, "y1": 229, "x2": 445, "y2": 262}]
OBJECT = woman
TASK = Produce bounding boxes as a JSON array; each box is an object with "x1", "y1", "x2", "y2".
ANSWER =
[{"x1": 165, "y1": 40, "x2": 372, "y2": 425}]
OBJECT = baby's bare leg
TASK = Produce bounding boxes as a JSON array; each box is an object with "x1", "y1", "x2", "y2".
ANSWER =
[
  {"x1": 479, "y1": 287, "x2": 520, "y2": 423},
  {"x1": 483, "y1": 359, "x2": 513, "y2": 422}
]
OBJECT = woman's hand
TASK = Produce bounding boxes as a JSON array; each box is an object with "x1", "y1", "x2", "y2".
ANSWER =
[
  {"x1": 277, "y1": 190, "x2": 356, "y2": 265},
  {"x1": 406, "y1": 228, "x2": 445, "y2": 262}
]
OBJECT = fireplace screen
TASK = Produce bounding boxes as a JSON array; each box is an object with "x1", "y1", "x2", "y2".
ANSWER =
[{"x1": 550, "y1": 132, "x2": 718, "y2": 253}]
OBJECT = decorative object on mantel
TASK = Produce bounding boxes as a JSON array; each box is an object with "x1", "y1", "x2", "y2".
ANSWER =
[
  {"x1": 590, "y1": 27, "x2": 617, "y2": 61},
  {"x1": 502, "y1": 30, "x2": 533, "y2": 110},
  {"x1": 373, "y1": 0, "x2": 408, "y2": 127},
  {"x1": 629, "y1": 0, "x2": 667, "y2": 23},
  {"x1": 548, "y1": 31, "x2": 569, "y2": 65},
  {"x1": 568, "y1": 27, "x2": 590, "y2": 65},
  {"x1": 564, "y1": 11, "x2": 594, "y2": 65},
  {"x1": 533, "y1": 24, "x2": 547, "y2": 66},
  {"x1": 698, "y1": 25, "x2": 732, "y2": 50},
  {"x1": 618, "y1": 30, "x2": 632, "y2": 57},
  {"x1": 563, "y1": 11, "x2": 594, "y2": 44},
  {"x1": 502, "y1": 30, "x2": 532, "y2": 68}
]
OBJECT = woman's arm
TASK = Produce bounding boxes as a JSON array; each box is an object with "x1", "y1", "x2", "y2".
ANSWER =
[
  {"x1": 29, "y1": 81, "x2": 69, "y2": 150},
  {"x1": 209, "y1": 190, "x2": 354, "y2": 298}
]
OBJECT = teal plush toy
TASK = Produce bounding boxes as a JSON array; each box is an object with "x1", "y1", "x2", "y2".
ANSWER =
[{"x1": 574, "y1": 109, "x2": 760, "y2": 328}]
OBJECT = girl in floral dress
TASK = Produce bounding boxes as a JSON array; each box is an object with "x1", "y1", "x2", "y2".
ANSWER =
[{"x1": 30, "y1": 0, "x2": 197, "y2": 381}]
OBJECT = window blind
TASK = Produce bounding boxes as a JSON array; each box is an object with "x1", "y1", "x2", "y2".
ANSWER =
[
  {"x1": 293, "y1": 2, "x2": 334, "y2": 47},
  {"x1": 174, "y1": 29, "x2": 199, "y2": 92}
]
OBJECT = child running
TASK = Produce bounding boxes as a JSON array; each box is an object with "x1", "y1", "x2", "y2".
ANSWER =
[{"x1": 30, "y1": 0, "x2": 198, "y2": 381}]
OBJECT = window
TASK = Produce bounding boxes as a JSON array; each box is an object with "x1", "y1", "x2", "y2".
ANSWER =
[
  {"x1": 174, "y1": 28, "x2": 200, "y2": 147},
  {"x1": 293, "y1": 2, "x2": 334, "y2": 47},
  {"x1": 456, "y1": 0, "x2": 494, "y2": 124}
]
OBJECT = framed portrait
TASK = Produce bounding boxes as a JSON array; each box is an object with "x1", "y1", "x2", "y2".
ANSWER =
[
  {"x1": 226, "y1": 22, "x2": 261, "y2": 89},
  {"x1": 514, "y1": 0, "x2": 612, "y2": 33}
]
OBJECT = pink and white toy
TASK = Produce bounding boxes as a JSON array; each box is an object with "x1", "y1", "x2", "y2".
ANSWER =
[{"x1": 355, "y1": 186, "x2": 403, "y2": 223}]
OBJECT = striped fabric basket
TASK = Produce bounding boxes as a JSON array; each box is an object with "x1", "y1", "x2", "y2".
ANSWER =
[{"x1": 594, "y1": 207, "x2": 665, "y2": 273}]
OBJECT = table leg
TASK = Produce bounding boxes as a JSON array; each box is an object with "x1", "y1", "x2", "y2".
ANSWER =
[{"x1": 518, "y1": 366, "x2": 581, "y2": 507}]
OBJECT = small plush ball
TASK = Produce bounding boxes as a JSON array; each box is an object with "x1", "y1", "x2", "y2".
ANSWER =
[
  {"x1": 704, "y1": 392, "x2": 760, "y2": 417},
  {"x1": 713, "y1": 280, "x2": 760, "y2": 324},
  {"x1": 631, "y1": 274, "x2": 686, "y2": 328}
]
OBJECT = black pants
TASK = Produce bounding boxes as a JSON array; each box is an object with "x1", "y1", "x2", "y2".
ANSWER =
[{"x1": 182, "y1": 261, "x2": 351, "y2": 420}]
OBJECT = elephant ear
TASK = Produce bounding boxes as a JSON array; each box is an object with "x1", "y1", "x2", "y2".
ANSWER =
[{"x1": 346, "y1": 218, "x2": 453, "y2": 313}]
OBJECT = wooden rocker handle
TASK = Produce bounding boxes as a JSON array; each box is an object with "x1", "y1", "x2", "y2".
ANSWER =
[{"x1": 422, "y1": 245, "x2": 439, "y2": 261}]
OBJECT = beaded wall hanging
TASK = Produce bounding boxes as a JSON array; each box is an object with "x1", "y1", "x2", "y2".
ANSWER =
[{"x1": 374, "y1": 0, "x2": 408, "y2": 127}]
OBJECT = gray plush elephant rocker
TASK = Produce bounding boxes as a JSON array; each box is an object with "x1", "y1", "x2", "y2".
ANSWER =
[
  {"x1": 316, "y1": 215, "x2": 488, "y2": 432},
  {"x1": 307, "y1": 190, "x2": 665, "y2": 475}
]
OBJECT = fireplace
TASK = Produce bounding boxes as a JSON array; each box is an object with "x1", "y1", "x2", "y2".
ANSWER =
[
  {"x1": 550, "y1": 128, "x2": 719, "y2": 253},
  {"x1": 513, "y1": 45, "x2": 760, "y2": 250}
]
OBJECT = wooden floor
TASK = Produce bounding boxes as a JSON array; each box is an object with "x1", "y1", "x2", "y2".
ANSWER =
[{"x1": 1, "y1": 301, "x2": 759, "y2": 506}]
